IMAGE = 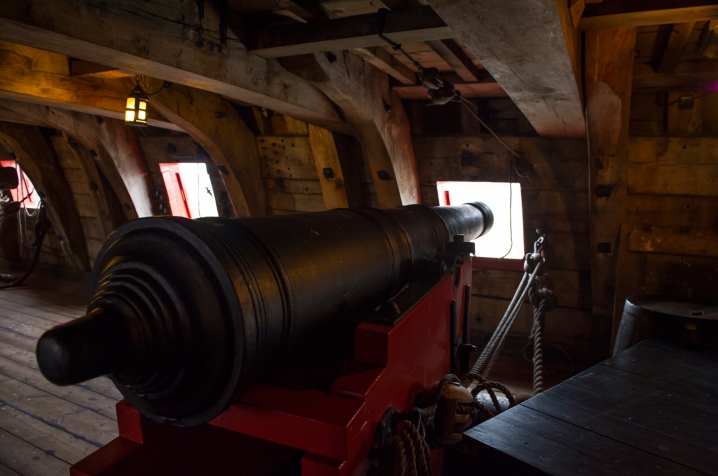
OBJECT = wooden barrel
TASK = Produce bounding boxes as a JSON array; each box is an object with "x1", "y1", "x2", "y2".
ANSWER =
[{"x1": 613, "y1": 295, "x2": 718, "y2": 355}]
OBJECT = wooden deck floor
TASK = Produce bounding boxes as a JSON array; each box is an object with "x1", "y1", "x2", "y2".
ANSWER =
[{"x1": 0, "y1": 286, "x2": 121, "y2": 476}]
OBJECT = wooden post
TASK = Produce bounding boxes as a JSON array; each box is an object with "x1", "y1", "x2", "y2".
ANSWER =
[
  {"x1": 286, "y1": 51, "x2": 421, "y2": 208},
  {"x1": 308, "y1": 124, "x2": 349, "y2": 210},
  {"x1": 426, "y1": 0, "x2": 586, "y2": 138},
  {"x1": 0, "y1": 124, "x2": 90, "y2": 271},
  {"x1": 150, "y1": 83, "x2": 267, "y2": 217},
  {"x1": 51, "y1": 133, "x2": 117, "y2": 239},
  {"x1": 0, "y1": 100, "x2": 157, "y2": 218},
  {"x1": 585, "y1": 28, "x2": 637, "y2": 327}
]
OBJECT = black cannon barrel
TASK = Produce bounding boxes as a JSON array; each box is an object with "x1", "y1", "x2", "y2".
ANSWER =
[{"x1": 36, "y1": 203, "x2": 493, "y2": 426}]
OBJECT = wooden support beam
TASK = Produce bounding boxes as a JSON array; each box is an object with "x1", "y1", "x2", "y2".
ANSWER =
[
  {"x1": 426, "y1": 0, "x2": 586, "y2": 138},
  {"x1": 308, "y1": 124, "x2": 349, "y2": 209},
  {"x1": 658, "y1": 22, "x2": 696, "y2": 75},
  {"x1": 0, "y1": 40, "x2": 179, "y2": 131},
  {"x1": 633, "y1": 57, "x2": 718, "y2": 92},
  {"x1": 393, "y1": 80, "x2": 506, "y2": 99},
  {"x1": 425, "y1": 39, "x2": 487, "y2": 83},
  {"x1": 350, "y1": 47, "x2": 416, "y2": 85},
  {"x1": 1, "y1": 100, "x2": 158, "y2": 219},
  {"x1": 227, "y1": 0, "x2": 326, "y2": 21},
  {"x1": 581, "y1": 0, "x2": 718, "y2": 30},
  {"x1": 148, "y1": 82, "x2": 267, "y2": 217},
  {"x1": 284, "y1": 52, "x2": 421, "y2": 207},
  {"x1": 249, "y1": 6, "x2": 453, "y2": 58},
  {"x1": 0, "y1": 106, "x2": 43, "y2": 126},
  {"x1": 0, "y1": 123, "x2": 90, "y2": 271},
  {"x1": 0, "y1": 0, "x2": 348, "y2": 133},
  {"x1": 585, "y1": 28, "x2": 637, "y2": 323},
  {"x1": 51, "y1": 133, "x2": 119, "y2": 239},
  {"x1": 628, "y1": 225, "x2": 718, "y2": 258},
  {"x1": 69, "y1": 59, "x2": 134, "y2": 79}
]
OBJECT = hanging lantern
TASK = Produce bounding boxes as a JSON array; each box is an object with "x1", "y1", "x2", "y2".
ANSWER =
[{"x1": 125, "y1": 82, "x2": 149, "y2": 126}]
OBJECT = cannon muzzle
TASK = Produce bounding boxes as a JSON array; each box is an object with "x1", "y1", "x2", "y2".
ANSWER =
[{"x1": 37, "y1": 203, "x2": 493, "y2": 426}]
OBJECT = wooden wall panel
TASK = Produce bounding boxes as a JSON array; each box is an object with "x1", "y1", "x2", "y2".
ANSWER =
[
  {"x1": 612, "y1": 135, "x2": 718, "y2": 343},
  {"x1": 626, "y1": 194, "x2": 718, "y2": 227},
  {"x1": 257, "y1": 135, "x2": 324, "y2": 215},
  {"x1": 628, "y1": 137, "x2": 718, "y2": 196},
  {"x1": 51, "y1": 136, "x2": 105, "y2": 266},
  {"x1": 413, "y1": 134, "x2": 595, "y2": 362},
  {"x1": 258, "y1": 136, "x2": 321, "y2": 181},
  {"x1": 629, "y1": 225, "x2": 718, "y2": 257}
]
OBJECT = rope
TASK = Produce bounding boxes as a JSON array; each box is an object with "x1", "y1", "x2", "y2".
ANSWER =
[
  {"x1": 377, "y1": 374, "x2": 518, "y2": 475},
  {"x1": 480, "y1": 265, "x2": 540, "y2": 379},
  {"x1": 0, "y1": 204, "x2": 50, "y2": 290},
  {"x1": 471, "y1": 262, "x2": 542, "y2": 378},
  {"x1": 527, "y1": 280, "x2": 556, "y2": 395},
  {"x1": 388, "y1": 421, "x2": 431, "y2": 476},
  {"x1": 531, "y1": 300, "x2": 546, "y2": 394}
]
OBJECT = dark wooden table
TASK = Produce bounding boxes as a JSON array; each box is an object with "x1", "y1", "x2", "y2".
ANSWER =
[{"x1": 464, "y1": 339, "x2": 718, "y2": 475}]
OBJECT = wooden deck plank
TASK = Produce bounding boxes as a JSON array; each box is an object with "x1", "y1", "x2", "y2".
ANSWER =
[
  {"x1": 0, "y1": 292, "x2": 86, "y2": 318},
  {"x1": 0, "y1": 327, "x2": 36, "y2": 351},
  {"x1": 0, "y1": 462, "x2": 21, "y2": 475},
  {"x1": 2, "y1": 288, "x2": 86, "y2": 308},
  {"x1": 522, "y1": 387, "x2": 718, "y2": 474},
  {"x1": 0, "y1": 287, "x2": 86, "y2": 306},
  {"x1": 0, "y1": 298, "x2": 79, "y2": 326},
  {"x1": 0, "y1": 425, "x2": 71, "y2": 476},
  {"x1": 0, "y1": 331, "x2": 121, "y2": 401},
  {"x1": 642, "y1": 338, "x2": 718, "y2": 362},
  {"x1": 0, "y1": 317, "x2": 44, "y2": 340},
  {"x1": 492, "y1": 406, "x2": 703, "y2": 476},
  {"x1": 0, "y1": 355, "x2": 118, "y2": 419},
  {"x1": 466, "y1": 415, "x2": 619, "y2": 476},
  {"x1": 0, "y1": 307, "x2": 62, "y2": 331},
  {"x1": 602, "y1": 344, "x2": 718, "y2": 397},
  {"x1": 0, "y1": 285, "x2": 119, "y2": 475},
  {"x1": 0, "y1": 403, "x2": 98, "y2": 465},
  {"x1": 0, "y1": 374, "x2": 118, "y2": 447},
  {"x1": 466, "y1": 341, "x2": 718, "y2": 475}
]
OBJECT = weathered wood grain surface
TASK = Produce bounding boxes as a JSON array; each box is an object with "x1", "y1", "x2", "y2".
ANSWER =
[
  {"x1": 465, "y1": 340, "x2": 718, "y2": 475},
  {"x1": 0, "y1": 286, "x2": 121, "y2": 476}
]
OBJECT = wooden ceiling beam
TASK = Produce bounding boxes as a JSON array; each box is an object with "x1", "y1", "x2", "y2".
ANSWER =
[
  {"x1": 633, "y1": 61, "x2": 718, "y2": 92},
  {"x1": 0, "y1": 40, "x2": 180, "y2": 131},
  {"x1": 69, "y1": 59, "x2": 134, "y2": 80},
  {"x1": 350, "y1": 47, "x2": 417, "y2": 85},
  {"x1": 248, "y1": 6, "x2": 453, "y2": 58},
  {"x1": 425, "y1": 39, "x2": 487, "y2": 83},
  {"x1": 393, "y1": 80, "x2": 506, "y2": 100},
  {"x1": 426, "y1": 0, "x2": 586, "y2": 138},
  {"x1": 2, "y1": 100, "x2": 159, "y2": 219},
  {"x1": 658, "y1": 22, "x2": 697, "y2": 75},
  {"x1": 284, "y1": 52, "x2": 421, "y2": 207},
  {"x1": 0, "y1": 123, "x2": 91, "y2": 271},
  {"x1": 0, "y1": 106, "x2": 44, "y2": 126},
  {"x1": 0, "y1": 0, "x2": 348, "y2": 134},
  {"x1": 580, "y1": 0, "x2": 718, "y2": 30}
]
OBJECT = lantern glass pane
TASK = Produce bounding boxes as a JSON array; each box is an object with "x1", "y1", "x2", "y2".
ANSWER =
[
  {"x1": 126, "y1": 97, "x2": 136, "y2": 109},
  {"x1": 139, "y1": 100, "x2": 147, "y2": 110},
  {"x1": 125, "y1": 110, "x2": 135, "y2": 122},
  {"x1": 138, "y1": 110, "x2": 147, "y2": 120}
]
